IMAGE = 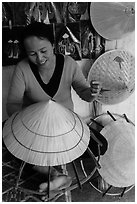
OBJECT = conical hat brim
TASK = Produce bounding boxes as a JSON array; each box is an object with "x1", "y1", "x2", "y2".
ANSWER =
[
  {"x1": 88, "y1": 50, "x2": 135, "y2": 105},
  {"x1": 90, "y1": 113, "x2": 134, "y2": 131},
  {"x1": 3, "y1": 101, "x2": 90, "y2": 166},
  {"x1": 98, "y1": 120, "x2": 135, "y2": 187},
  {"x1": 90, "y1": 2, "x2": 135, "y2": 40}
]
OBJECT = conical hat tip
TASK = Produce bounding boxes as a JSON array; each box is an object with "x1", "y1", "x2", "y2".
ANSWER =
[{"x1": 49, "y1": 99, "x2": 56, "y2": 104}]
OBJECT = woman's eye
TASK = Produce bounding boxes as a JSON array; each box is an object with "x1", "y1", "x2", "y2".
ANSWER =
[
  {"x1": 41, "y1": 50, "x2": 47, "y2": 53},
  {"x1": 28, "y1": 52, "x2": 36, "y2": 56}
]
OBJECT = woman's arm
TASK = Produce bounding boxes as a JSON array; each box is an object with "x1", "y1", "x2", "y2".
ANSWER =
[
  {"x1": 6, "y1": 63, "x2": 26, "y2": 117},
  {"x1": 6, "y1": 102, "x2": 23, "y2": 117},
  {"x1": 72, "y1": 61, "x2": 101, "y2": 102}
]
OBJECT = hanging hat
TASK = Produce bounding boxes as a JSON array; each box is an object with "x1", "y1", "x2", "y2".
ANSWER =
[
  {"x1": 3, "y1": 100, "x2": 90, "y2": 166},
  {"x1": 90, "y1": 2, "x2": 135, "y2": 40},
  {"x1": 88, "y1": 49, "x2": 135, "y2": 105},
  {"x1": 98, "y1": 120, "x2": 135, "y2": 187}
]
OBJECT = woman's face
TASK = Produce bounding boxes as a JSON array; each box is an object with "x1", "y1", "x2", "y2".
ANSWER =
[{"x1": 24, "y1": 36, "x2": 54, "y2": 68}]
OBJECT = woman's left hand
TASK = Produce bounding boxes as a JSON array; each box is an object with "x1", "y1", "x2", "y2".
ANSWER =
[{"x1": 90, "y1": 80, "x2": 102, "y2": 97}]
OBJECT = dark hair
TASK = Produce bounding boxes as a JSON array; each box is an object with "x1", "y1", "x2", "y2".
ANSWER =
[{"x1": 21, "y1": 22, "x2": 54, "y2": 45}]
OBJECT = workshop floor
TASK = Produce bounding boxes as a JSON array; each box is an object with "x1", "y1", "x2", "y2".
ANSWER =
[{"x1": 2, "y1": 146, "x2": 135, "y2": 202}]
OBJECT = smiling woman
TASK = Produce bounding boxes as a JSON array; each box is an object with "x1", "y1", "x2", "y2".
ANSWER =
[
  {"x1": 25, "y1": 37, "x2": 55, "y2": 67},
  {"x1": 21, "y1": 22, "x2": 55, "y2": 70},
  {"x1": 5, "y1": 22, "x2": 104, "y2": 193},
  {"x1": 24, "y1": 36, "x2": 56, "y2": 84}
]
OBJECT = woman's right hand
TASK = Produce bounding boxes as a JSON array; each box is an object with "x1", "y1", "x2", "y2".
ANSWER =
[{"x1": 90, "y1": 80, "x2": 102, "y2": 98}]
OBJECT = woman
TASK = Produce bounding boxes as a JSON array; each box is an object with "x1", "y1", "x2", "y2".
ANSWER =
[{"x1": 6, "y1": 22, "x2": 102, "y2": 193}]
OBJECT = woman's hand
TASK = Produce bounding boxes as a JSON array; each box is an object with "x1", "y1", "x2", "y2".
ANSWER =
[{"x1": 90, "y1": 80, "x2": 102, "y2": 98}]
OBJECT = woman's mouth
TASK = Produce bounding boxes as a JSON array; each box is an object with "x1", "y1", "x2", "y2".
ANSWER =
[{"x1": 38, "y1": 59, "x2": 47, "y2": 66}]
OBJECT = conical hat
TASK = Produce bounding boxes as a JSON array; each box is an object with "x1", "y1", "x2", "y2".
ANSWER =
[
  {"x1": 90, "y1": 2, "x2": 135, "y2": 40},
  {"x1": 98, "y1": 120, "x2": 135, "y2": 187},
  {"x1": 3, "y1": 100, "x2": 90, "y2": 166},
  {"x1": 90, "y1": 113, "x2": 134, "y2": 130},
  {"x1": 88, "y1": 49, "x2": 135, "y2": 104}
]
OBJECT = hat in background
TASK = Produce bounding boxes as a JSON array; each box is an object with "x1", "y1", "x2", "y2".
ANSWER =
[
  {"x1": 98, "y1": 120, "x2": 135, "y2": 187},
  {"x1": 88, "y1": 49, "x2": 135, "y2": 105},
  {"x1": 90, "y1": 2, "x2": 135, "y2": 40}
]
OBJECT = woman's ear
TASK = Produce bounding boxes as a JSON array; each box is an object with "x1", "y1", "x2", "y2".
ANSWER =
[{"x1": 53, "y1": 44, "x2": 56, "y2": 53}]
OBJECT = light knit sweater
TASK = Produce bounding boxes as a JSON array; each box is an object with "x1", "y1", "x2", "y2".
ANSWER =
[{"x1": 7, "y1": 55, "x2": 93, "y2": 111}]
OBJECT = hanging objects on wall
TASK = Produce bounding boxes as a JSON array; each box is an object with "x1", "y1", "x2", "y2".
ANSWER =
[
  {"x1": 49, "y1": 2, "x2": 62, "y2": 23},
  {"x1": 81, "y1": 21, "x2": 95, "y2": 59},
  {"x1": 88, "y1": 49, "x2": 135, "y2": 104},
  {"x1": 3, "y1": 100, "x2": 90, "y2": 166},
  {"x1": 80, "y1": 20, "x2": 105, "y2": 59},
  {"x1": 2, "y1": 2, "x2": 13, "y2": 26},
  {"x1": 99, "y1": 119, "x2": 135, "y2": 187},
  {"x1": 90, "y1": 2, "x2": 135, "y2": 40},
  {"x1": 3, "y1": 23, "x2": 25, "y2": 66},
  {"x1": 24, "y1": 2, "x2": 62, "y2": 25},
  {"x1": 67, "y1": 2, "x2": 88, "y2": 22},
  {"x1": 13, "y1": 40, "x2": 20, "y2": 59},
  {"x1": 3, "y1": 20, "x2": 13, "y2": 59},
  {"x1": 24, "y1": 2, "x2": 35, "y2": 24},
  {"x1": 55, "y1": 22, "x2": 81, "y2": 60},
  {"x1": 25, "y1": 2, "x2": 47, "y2": 24},
  {"x1": 2, "y1": 3, "x2": 9, "y2": 24}
]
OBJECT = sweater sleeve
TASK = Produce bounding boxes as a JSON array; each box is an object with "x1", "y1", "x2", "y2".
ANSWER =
[
  {"x1": 72, "y1": 60, "x2": 94, "y2": 102},
  {"x1": 7, "y1": 62, "x2": 26, "y2": 105}
]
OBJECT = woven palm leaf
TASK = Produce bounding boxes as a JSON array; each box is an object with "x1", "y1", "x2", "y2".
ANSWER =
[
  {"x1": 3, "y1": 100, "x2": 90, "y2": 166},
  {"x1": 90, "y1": 2, "x2": 135, "y2": 40},
  {"x1": 98, "y1": 120, "x2": 135, "y2": 187},
  {"x1": 88, "y1": 49, "x2": 135, "y2": 104}
]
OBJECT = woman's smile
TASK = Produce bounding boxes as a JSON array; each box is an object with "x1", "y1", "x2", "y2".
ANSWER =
[
  {"x1": 37, "y1": 58, "x2": 48, "y2": 66},
  {"x1": 24, "y1": 36, "x2": 54, "y2": 68}
]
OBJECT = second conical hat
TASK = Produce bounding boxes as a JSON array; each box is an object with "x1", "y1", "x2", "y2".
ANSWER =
[
  {"x1": 88, "y1": 49, "x2": 135, "y2": 104},
  {"x1": 3, "y1": 100, "x2": 90, "y2": 166},
  {"x1": 98, "y1": 120, "x2": 135, "y2": 187},
  {"x1": 90, "y1": 2, "x2": 135, "y2": 40}
]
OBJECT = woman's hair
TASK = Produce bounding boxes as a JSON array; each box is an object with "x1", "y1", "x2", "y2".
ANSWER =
[{"x1": 21, "y1": 22, "x2": 54, "y2": 45}]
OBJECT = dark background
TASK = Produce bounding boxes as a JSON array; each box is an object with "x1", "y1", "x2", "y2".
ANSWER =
[{"x1": 2, "y1": 2, "x2": 105, "y2": 66}]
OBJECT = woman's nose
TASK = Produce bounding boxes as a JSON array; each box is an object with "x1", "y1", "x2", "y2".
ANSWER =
[{"x1": 36, "y1": 52, "x2": 43, "y2": 62}]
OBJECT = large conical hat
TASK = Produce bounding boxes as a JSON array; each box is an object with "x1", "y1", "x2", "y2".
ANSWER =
[
  {"x1": 98, "y1": 120, "x2": 135, "y2": 187},
  {"x1": 90, "y1": 2, "x2": 135, "y2": 40},
  {"x1": 3, "y1": 100, "x2": 90, "y2": 166},
  {"x1": 88, "y1": 49, "x2": 135, "y2": 104}
]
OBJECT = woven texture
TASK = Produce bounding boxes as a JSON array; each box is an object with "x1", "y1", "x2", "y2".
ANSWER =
[
  {"x1": 88, "y1": 49, "x2": 135, "y2": 104},
  {"x1": 3, "y1": 100, "x2": 90, "y2": 166},
  {"x1": 90, "y1": 113, "x2": 134, "y2": 129},
  {"x1": 90, "y1": 2, "x2": 135, "y2": 40},
  {"x1": 98, "y1": 120, "x2": 135, "y2": 187}
]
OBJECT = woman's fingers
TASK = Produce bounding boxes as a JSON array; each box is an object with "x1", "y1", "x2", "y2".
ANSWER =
[{"x1": 90, "y1": 80, "x2": 102, "y2": 96}]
